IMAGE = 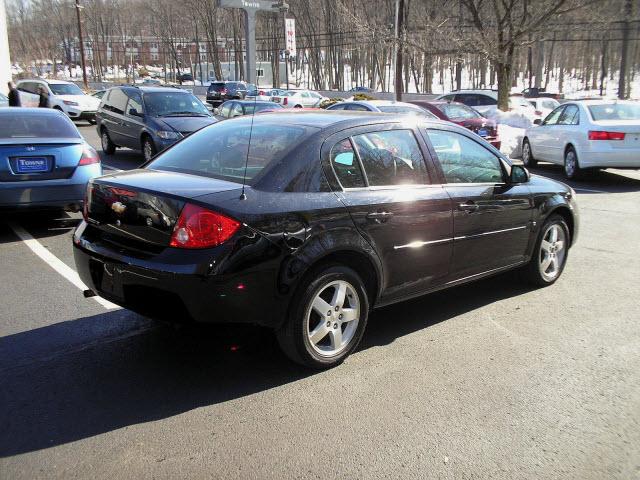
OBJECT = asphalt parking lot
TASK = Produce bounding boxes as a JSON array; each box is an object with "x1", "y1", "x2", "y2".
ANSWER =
[{"x1": 1, "y1": 122, "x2": 639, "y2": 479}]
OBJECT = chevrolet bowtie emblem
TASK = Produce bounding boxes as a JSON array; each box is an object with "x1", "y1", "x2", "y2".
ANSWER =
[{"x1": 111, "y1": 201, "x2": 126, "y2": 214}]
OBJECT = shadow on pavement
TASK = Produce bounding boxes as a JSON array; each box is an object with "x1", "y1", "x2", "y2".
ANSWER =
[
  {"x1": 528, "y1": 163, "x2": 640, "y2": 194},
  {"x1": 0, "y1": 210, "x2": 81, "y2": 244},
  {"x1": 0, "y1": 271, "x2": 531, "y2": 457}
]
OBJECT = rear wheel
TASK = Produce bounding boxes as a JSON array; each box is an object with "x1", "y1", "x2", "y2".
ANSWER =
[
  {"x1": 294, "y1": 104, "x2": 303, "y2": 109},
  {"x1": 142, "y1": 136, "x2": 156, "y2": 162},
  {"x1": 522, "y1": 139, "x2": 537, "y2": 167},
  {"x1": 101, "y1": 128, "x2": 116, "y2": 155},
  {"x1": 520, "y1": 214, "x2": 570, "y2": 287},
  {"x1": 277, "y1": 265, "x2": 369, "y2": 368}
]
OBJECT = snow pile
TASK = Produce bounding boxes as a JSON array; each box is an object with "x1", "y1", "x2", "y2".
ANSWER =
[{"x1": 498, "y1": 124, "x2": 525, "y2": 159}]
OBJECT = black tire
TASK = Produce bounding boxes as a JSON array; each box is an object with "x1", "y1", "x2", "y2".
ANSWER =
[
  {"x1": 277, "y1": 264, "x2": 369, "y2": 369},
  {"x1": 142, "y1": 136, "x2": 157, "y2": 162},
  {"x1": 520, "y1": 214, "x2": 570, "y2": 287},
  {"x1": 100, "y1": 128, "x2": 116, "y2": 155},
  {"x1": 564, "y1": 146, "x2": 584, "y2": 180},
  {"x1": 294, "y1": 104, "x2": 303, "y2": 109},
  {"x1": 522, "y1": 138, "x2": 537, "y2": 167}
]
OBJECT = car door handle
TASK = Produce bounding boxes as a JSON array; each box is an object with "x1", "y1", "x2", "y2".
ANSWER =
[
  {"x1": 366, "y1": 211, "x2": 394, "y2": 222},
  {"x1": 458, "y1": 201, "x2": 479, "y2": 213}
]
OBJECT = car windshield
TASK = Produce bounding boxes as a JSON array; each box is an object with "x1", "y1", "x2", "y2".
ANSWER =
[
  {"x1": 439, "y1": 103, "x2": 481, "y2": 119},
  {"x1": 0, "y1": 113, "x2": 81, "y2": 139},
  {"x1": 588, "y1": 103, "x2": 640, "y2": 121},
  {"x1": 144, "y1": 92, "x2": 210, "y2": 117},
  {"x1": 49, "y1": 83, "x2": 84, "y2": 95},
  {"x1": 147, "y1": 119, "x2": 314, "y2": 184}
]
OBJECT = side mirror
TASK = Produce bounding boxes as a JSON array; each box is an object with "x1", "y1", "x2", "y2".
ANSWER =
[
  {"x1": 533, "y1": 118, "x2": 542, "y2": 125},
  {"x1": 510, "y1": 165, "x2": 530, "y2": 183},
  {"x1": 213, "y1": 108, "x2": 220, "y2": 115},
  {"x1": 129, "y1": 108, "x2": 141, "y2": 116}
]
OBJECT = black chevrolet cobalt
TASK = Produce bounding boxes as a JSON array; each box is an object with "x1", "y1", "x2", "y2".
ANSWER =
[{"x1": 73, "y1": 112, "x2": 579, "y2": 368}]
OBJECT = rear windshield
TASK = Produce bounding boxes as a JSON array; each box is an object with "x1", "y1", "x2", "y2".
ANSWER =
[
  {"x1": 246, "y1": 103, "x2": 282, "y2": 114},
  {"x1": 378, "y1": 105, "x2": 435, "y2": 118},
  {"x1": 49, "y1": 83, "x2": 84, "y2": 96},
  {"x1": 208, "y1": 82, "x2": 226, "y2": 91},
  {"x1": 147, "y1": 119, "x2": 314, "y2": 184},
  {"x1": 588, "y1": 103, "x2": 640, "y2": 121},
  {"x1": 439, "y1": 103, "x2": 481, "y2": 119},
  {"x1": 0, "y1": 113, "x2": 81, "y2": 139}
]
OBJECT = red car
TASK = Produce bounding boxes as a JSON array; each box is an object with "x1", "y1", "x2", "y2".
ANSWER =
[{"x1": 410, "y1": 100, "x2": 501, "y2": 150}]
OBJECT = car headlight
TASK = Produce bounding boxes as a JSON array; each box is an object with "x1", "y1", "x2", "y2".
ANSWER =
[
  {"x1": 63, "y1": 100, "x2": 79, "y2": 106},
  {"x1": 156, "y1": 131, "x2": 182, "y2": 140}
]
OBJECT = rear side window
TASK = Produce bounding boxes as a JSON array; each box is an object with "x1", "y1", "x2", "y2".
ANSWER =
[
  {"x1": 330, "y1": 139, "x2": 365, "y2": 188},
  {"x1": 426, "y1": 130, "x2": 503, "y2": 184},
  {"x1": 107, "y1": 88, "x2": 128, "y2": 115},
  {"x1": 0, "y1": 113, "x2": 81, "y2": 139},
  {"x1": 558, "y1": 104, "x2": 579, "y2": 125},
  {"x1": 352, "y1": 130, "x2": 429, "y2": 187},
  {"x1": 147, "y1": 120, "x2": 313, "y2": 185}
]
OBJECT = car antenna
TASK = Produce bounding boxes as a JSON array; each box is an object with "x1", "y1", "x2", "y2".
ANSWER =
[{"x1": 240, "y1": 88, "x2": 258, "y2": 201}]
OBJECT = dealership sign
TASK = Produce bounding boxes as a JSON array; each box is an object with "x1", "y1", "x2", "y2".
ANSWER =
[{"x1": 285, "y1": 18, "x2": 296, "y2": 57}]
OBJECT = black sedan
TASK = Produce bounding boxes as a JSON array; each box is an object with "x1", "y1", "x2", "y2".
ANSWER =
[{"x1": 73, "y1": 112, "x2": 579, "y2": 368}]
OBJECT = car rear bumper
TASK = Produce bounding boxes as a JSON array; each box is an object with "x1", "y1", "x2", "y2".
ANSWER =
[
  {"x1": 0, "y1": 164, "x2": 102, "y2": 209},
  {"x1": 578, "y1": 149, "x2": 640, "y2": 169},
  {"x1": 72, "y1": 221, "x2": 286, "y2": 326}
]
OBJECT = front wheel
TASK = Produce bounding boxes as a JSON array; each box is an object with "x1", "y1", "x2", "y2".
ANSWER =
[
  {"x1": 277, "y1": 265, "x2": 369, "y2": 368},
  {"x1": 564, "y1": 147, "x2": 584, "y2": 180},
  {"x1": 522, "y1": 139, "x2": 537, "y2": 167},
  {"x1": 520, "y1": 214, "x2": 570, "y2": 287}
]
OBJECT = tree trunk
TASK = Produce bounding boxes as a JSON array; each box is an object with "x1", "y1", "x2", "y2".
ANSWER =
[
  {"x1": 618, "y1": 0, "x2": 632, "y2": 99},
  {"x1": 495, "y1": 44, "x2": 514, "y2": 111}
]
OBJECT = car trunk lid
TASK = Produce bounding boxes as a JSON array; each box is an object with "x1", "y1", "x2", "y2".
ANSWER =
[
  {"x1": 0, "y1": 139, "x2": 84, "y2": 181},
  {"x1": 86, "y1": 169, "x2": 242, "y2": 248}
]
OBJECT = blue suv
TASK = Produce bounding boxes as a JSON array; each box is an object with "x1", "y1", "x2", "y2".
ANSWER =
[{"x1": 96, "y1": 86, "x2": 217, "y2": 162}]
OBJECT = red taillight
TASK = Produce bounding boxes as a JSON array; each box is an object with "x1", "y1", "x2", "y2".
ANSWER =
[
  {"x1": 588, "y1": 130, "x2": 625, "y2": 141},
  {"x1": 283, "y1": 97, "x2": 288, "y2": 106},
  {"x1": 535, "y1": 110, "x2": 543, "y2": 116},
  {"x1": 79, "y1": 146, "x2": 100, "y2": 166},
  {"x1": 221, "y1": 88, "x2": 227, "y2": 94},
  {"x1": 83, "y1": 183, "x2": 93, "y2": 221},
  {"x1": 259, "y1": 90, "x2": 265, "y2": 95},
  {"x1": 170, "y1": 203, "x2": 240, "y2": 249}
]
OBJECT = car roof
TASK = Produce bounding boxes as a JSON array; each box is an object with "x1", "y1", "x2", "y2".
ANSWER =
[
  {"x1": 119, "y1": 86, "x2": 193, "y2": 94},
  {"x1": 0, "y1": 107, "x2": 67, "y2": 116},
  {"x1": 232, "y1": 100, "x2": 277, "y2": 105},
  {"x1": 355, "y1": 100, "x2": 421, "y2": 107},
  {"x1": 568, "y1": 99, "x2": 635, "y2": 105},
  {"x1": 224, "y1": 110, "x2": 456, "y2": 130}
]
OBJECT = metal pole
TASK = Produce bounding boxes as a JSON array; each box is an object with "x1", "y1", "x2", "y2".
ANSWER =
[
  {"x1": 74, "y1": 0, "x2": 88, "y2": 89},
  {"x1": 394, "y1": 0, "x2": 404, "y2": 101},
  {"x1": 244, "y1": 9, "x2": 257, "y2": 85}
]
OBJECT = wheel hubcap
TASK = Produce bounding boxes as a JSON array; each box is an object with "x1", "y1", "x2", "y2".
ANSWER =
[
  {"x1": 144, "y1": 142, "x2": 153, "y2": 161},
  {"x1": 306, "y1": 280, "x2": 360, "y2": 357},
  {"x1": 539, "y1": 224, "x2": 567, "y2": 281},
  {"x1": 523, "y1": 143, "x2": 530, "y2": 164},
  {"x1": 101, "y1": 133, "x2": 109, "y2": 150},
  {"x1": 565, "y1": 152, "x2": 576, "y2": 176}
]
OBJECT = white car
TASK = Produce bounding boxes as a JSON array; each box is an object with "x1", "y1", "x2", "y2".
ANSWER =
[
  {"x1": 271, "y1": 90, "x2": 328, "y2": 108},
  {"x1": 16, "y1": 79, "x2": 101, "y2": 123},
  {"x1": 252, "y1": 88, "x2": 288, "y2": 101},
  {"x1": 522, "y1": 100, "x2": 640, "y2": 179},
  {"x1": 437, "y1": 89, "x2": 537, "y2": 124},
  {"x1": 527, "y1": 97, "x2": 561, "y2": 122}
]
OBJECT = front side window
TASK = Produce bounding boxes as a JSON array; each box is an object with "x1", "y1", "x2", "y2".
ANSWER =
[
  {"x1": 543, "y1": 106, "x2": 565, "y2": 125},
  {"x1": 330, "y1": 138, "x2": 365, "y2": 188},
  {"x1": 426, "y1": 129, "x2": 504, "y2": 184},
  {"x1": 345, "y1": 103, "x2": 368, "y2": 111},
  {"x1": 352, "y1": 130, "x2": 429, "y2": 187},
  {"x1": 108, "y1": 88, "x2": 128, "y2": 115},
  {"x1": 49, "y1": 83, "x2": 84, "y2": 96},
  {"x1": 230, "y1": 103, "x2": 244, "y2": 117},
  {"x1": 126, "y1": 92, "x2": 143, "y2": 116}
]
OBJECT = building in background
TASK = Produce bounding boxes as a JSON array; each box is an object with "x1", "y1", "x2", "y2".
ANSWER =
[{"x1": 0, "y1": 0, "x2": 11, "y2": 94}]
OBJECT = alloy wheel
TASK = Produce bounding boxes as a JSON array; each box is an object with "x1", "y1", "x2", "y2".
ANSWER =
[
  {"x1": 305, "y1": 280, "x2": 360, "y2": 357},
  {"x1": 565, "y1": 150, "x2": 577, "y2": 178},
  {"x1": 539, "y1": 224, "x2": 567, "y2": 282},
  {"x1": 522, "y1": 142, "x2": 531, "y2": 166},
  {"x1": 101, "y1": 132, "x2": 109, "y2": 151},
  {"x1": 143, "y1": 140, "x2": 154, "y2": 162}
]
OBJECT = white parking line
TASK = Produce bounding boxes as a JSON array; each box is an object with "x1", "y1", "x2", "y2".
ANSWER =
[{"x1": 8, "y1": 222, "x2": 120, "y2": 310}]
